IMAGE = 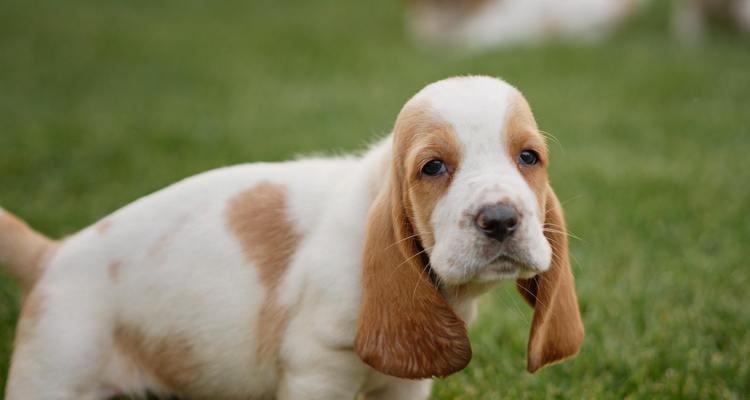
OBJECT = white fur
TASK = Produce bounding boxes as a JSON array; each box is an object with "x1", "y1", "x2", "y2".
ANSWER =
[{"x1": 5, "y1": 76, "x2": 550, "y2": 400}]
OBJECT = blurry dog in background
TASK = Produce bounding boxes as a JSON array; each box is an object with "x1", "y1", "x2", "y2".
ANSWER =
[
  {"x1": 406, "y1": 0, "x2": 750, "y2": 48},
  {"x1": 672, "y1": 0, "x2": 750, "y2": 41},
  {"x1": 406, "y1": 0, "x2": 637, "y2": 48}
]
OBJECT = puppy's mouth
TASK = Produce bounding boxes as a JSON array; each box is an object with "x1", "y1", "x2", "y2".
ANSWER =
[
  {"x1": 477, "y1": 253, "x2": 537, "y2": 281},
  {"x1": 493, "y1": 253, "x2": 523, "y2": 266},
  {"x1": 429, "y1": 238, "x2": 548, "y2": 285}
]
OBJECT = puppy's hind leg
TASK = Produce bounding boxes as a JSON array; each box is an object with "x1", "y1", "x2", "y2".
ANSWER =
[{"x1": 5, "y1": 285, "x2": 115, "y2": 400}]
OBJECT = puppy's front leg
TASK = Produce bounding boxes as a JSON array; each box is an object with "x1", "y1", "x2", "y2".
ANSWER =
[{"x1": 276, "y1": 347, "x2": 368, "y2": 400}]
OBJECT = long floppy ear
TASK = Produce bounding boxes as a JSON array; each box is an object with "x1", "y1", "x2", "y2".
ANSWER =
[
  {"x1": 354, "y1": 173, "x2": 472, "y2": 379},
  {"x1": 516, "y1": 185, "x2": 584, "y2": 373}
]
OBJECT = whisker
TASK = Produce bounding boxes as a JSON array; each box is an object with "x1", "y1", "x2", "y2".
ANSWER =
[
  {"x1": 502, "y1": 287, "x2": 530, "y2": 325},
  {"x1": 543, "y1": 222, "x2": 584, "y2": 242},
  {"x1": 386, "y1": 245, "x2": 432, "y2": 282},
  {"x1": 516, "y1": 280, "x2": 546, "y2": 309},
  {"x1": 412, "y1": 252, "x2": 439, "y2": 302},
  {"x1": 543, "y1": 228, "x2": 584, "y2": 242},
  {"x1": 412, "y1": 261, "x2": 429, "y2": 302},
  {"x1": 543, "y1": 237, "x2": 561, "y2": 248},
  {"x1": 568, "y1": 250, "x2": 584, "y2": 272},
  {"x1": 384, "y1": 233, "x2": 422, "y2": 249},
  {"x1": 539, "y1": 129, "x2": 563, "y2": 151},
  {"x1": 560, "y1": 194, "x2": 583, "y2": 206}
]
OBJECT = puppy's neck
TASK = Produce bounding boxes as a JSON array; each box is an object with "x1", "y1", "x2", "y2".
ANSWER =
[{"x1": 440, "y1": 281, "x2": 500, "y2": 323}]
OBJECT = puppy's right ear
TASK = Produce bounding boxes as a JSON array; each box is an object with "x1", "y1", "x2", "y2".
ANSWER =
[
  {"x1": 516, "y1": 185, "x2": 584, "y2": 373},
  {"x1": 354, "y1": 173, "x2": 471, "y2": 379}
]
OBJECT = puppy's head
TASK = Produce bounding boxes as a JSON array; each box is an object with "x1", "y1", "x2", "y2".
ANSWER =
[{"x1": 355, "y1": 76, "x2": 583, "y2": 378}]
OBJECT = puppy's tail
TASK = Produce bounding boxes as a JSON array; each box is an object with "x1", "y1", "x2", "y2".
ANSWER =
[{"x1": 0, "y1": 207, "x2": 56, "y2": 291}]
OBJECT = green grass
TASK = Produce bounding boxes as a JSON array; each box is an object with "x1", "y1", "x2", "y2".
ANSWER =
[{"x1": 1, "y1": 0, "x2": 749, "y2": 398}]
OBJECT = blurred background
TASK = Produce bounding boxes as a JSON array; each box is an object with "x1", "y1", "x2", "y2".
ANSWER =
[{"x1": 0, "y1": 0, "x2": 748, "y2": 398}]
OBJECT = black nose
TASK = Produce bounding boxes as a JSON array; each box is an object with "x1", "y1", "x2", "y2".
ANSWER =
[{"x1": 475, "y1": 204, "x2": 519, "y2": 242}]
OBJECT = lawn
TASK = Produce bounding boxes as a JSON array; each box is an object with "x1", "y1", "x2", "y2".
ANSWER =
[{"x1": 1, "y1": 0, "x2": 749, "y2": 398}]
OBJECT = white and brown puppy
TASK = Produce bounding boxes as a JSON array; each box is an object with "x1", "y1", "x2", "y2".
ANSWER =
[{"x1": 0, "y1": 76, "x2": 583, "y2": 400}]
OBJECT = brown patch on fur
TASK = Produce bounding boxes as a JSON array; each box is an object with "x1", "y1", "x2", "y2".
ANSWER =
[
  {"x1": 355, "y1": 103, "x2": 472, "y2": 379},
  {"x1": 114, "y1": 325, "x2": 201, "y2": 393},
  {"x1": 256, "y1": 302, "x2": 290, "y2": 359},
  {"x1": 108, "y1": 261, "x2": 122, "y2": 281},
  {"x1": 226, "y1": 182, "x2": 301, "y2": 360},
  {"x1": 95, "y1": 218, "x2": 113, "y2": 234},
  {"x1": 504, "y1": 92, "x2": 549, "y2": 215}
]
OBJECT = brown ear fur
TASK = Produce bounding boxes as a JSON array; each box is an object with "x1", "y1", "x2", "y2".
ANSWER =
[
  {"x1": 354, "y1": 172, "x2": 472, "y2": 379},
  {"x1": 516, "y1": 185, "x2": 584, "y2": 373}
]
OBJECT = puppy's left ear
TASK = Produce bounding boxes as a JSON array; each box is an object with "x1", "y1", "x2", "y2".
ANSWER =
[
  {"x1": 517, "y1": 185, "x2": 584, "y2": 373},
  {"x1": 354, "y1": 172, "x2": 471, "y2": 379}
]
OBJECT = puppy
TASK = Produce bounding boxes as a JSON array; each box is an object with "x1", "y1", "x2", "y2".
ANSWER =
[{"x1": 0, "y1": 76, "x2": 583, "y2": 400}]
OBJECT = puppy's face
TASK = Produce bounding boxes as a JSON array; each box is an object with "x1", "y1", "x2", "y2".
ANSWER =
[
  {"x1": 357, "y1": 77, "x2": 583, "y2": 379},
  {"x1": 395, "y1": 77, "x2": 551, "y2": 286}
]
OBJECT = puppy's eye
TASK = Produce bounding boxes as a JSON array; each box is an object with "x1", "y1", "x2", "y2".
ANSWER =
[
  {"x1": 421, "y1": 159, "x2": 447, "y2": 176},
  {"x1": 518, "y1": 150, "x2": 539, "y2": 166}
]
